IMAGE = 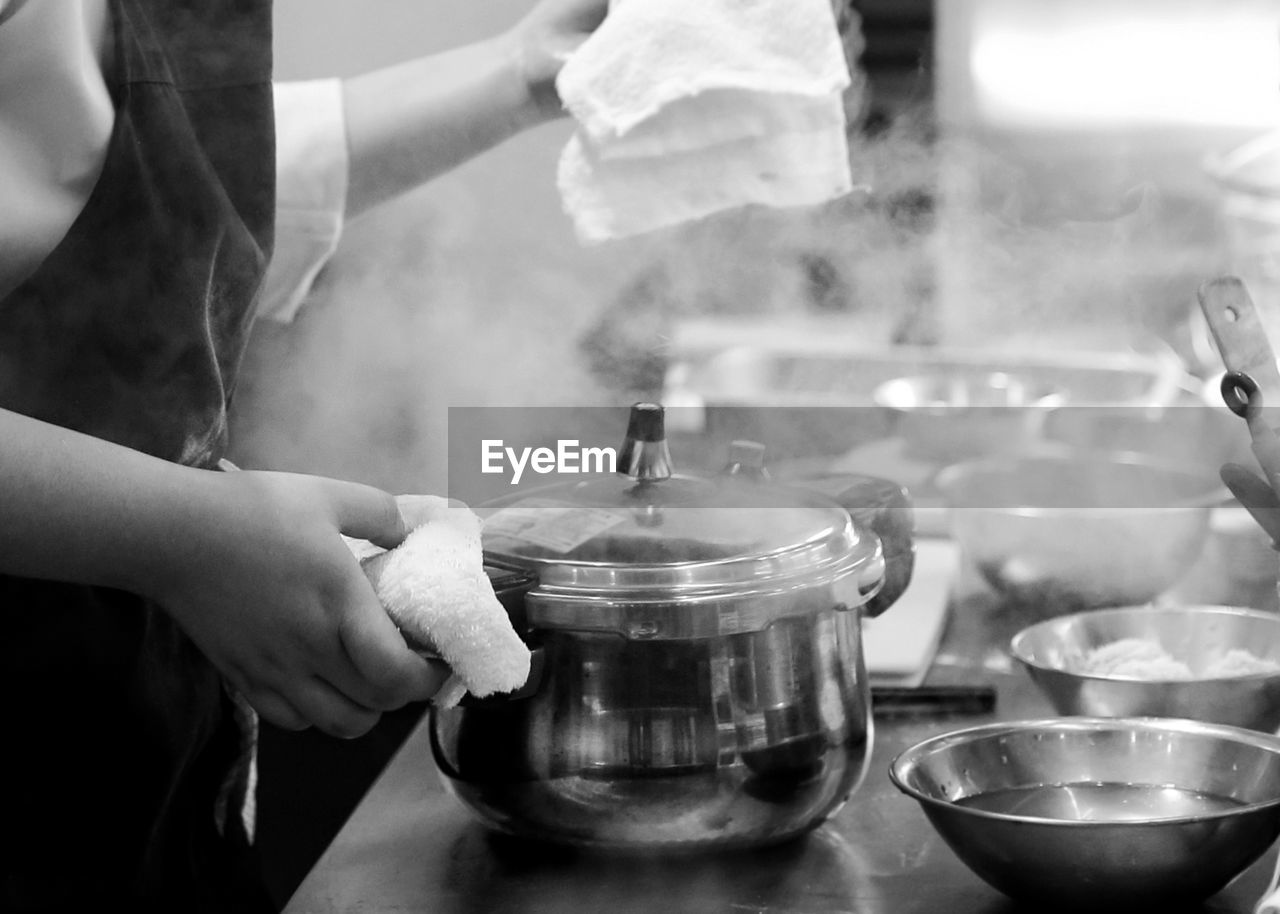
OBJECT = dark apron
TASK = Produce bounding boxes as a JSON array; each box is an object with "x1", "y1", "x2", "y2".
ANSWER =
[{"x1": 0, "y1": 1, "x2": 276, "y2": 910}]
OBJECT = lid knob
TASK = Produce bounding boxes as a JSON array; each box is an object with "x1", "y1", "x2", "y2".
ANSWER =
[
  {"x1": 618, "y1": 402, "x2": 673, "y2": 482},
  {"x1": 722, "y1": 440, "x2": 771, "y2": 481}
]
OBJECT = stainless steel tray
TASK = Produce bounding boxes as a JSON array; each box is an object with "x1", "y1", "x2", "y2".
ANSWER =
[
  {"x1": 665, "y1": 318, "x2": 1186, "y2": 411},
  {"x1": 661, "y1": 319, "x2": 1198, "y2": 536}
]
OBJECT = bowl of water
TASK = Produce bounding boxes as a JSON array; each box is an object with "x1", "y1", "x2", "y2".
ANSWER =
[{"x1": 890, "y1": 717, "x2": 1280, "y2": 909}]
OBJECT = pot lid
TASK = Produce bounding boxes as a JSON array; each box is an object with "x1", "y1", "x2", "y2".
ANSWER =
[{"x1": 477, "y1": 404, "x2": 884, "y2": 607}]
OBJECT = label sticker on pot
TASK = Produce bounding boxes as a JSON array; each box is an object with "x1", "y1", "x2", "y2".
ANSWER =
[{"x1": 482, "y1": 498, "x2": 627, "y2": 553}]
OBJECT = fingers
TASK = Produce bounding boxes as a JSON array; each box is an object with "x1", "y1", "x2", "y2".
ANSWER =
[
  {"x1": 1222, "y1": 463, "x2": 1279, "y2": 508},
  {"x1": 253, "y1": 667, "x2": 451, "y2": 739},
  {"x1": 392, "y1": 493, "x2": 458, "y2": 531},
  {"x1": 1221, "y1": 463, "x2": 1280, "y2": 546},
  {"x1": 325, "y1": 479, "x2": 407, "y2": 550},
  {"x1": 290, "y1": 677, "x2": 383, "y2": 739},
  {"x1": 333, "y1": 490, "x2": 459, "y2": 706},
  {"x1": 335, "y1": 592, "x2": 452, "y2": 708},
  {"x1": 244, "y1": 689, "x2": 309, "y2": 733},
  {"x1": 247, "y1": 474, "x2": 454, "y2": 726},
  {"x1": 314, "y1": 549, "x2": 450, "y2": 709},
  {"x1": 288, "y1": 667, "x2": 452, "y2": 740},
  {"x1": 244, "y1": 644, "x2": 445, "y2": 737}
]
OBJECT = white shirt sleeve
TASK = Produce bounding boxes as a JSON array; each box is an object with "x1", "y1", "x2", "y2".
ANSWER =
[{"x1": 256, "y1": 78, "x2": 349, "y2": 323}]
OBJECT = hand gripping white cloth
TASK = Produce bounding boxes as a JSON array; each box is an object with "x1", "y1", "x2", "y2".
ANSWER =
[
  {"x1": 352, "y1": 496, "x2": 531, "y2": 705},
  {"x1": 555, "y1": 0, "x2": 854, "y2": 243}
]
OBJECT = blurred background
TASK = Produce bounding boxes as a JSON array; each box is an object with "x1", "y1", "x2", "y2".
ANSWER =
[
  {"x1": 232, "y1": 0, "x2": 1280, "y2": 495},
  {"x1": 241, "y1": 1, "x2": 1280, "y2": 906}
]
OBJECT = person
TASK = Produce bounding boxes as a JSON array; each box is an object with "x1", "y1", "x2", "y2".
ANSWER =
[{"x1": 0, "y1": 1, "x2": 607, "y2": 911}]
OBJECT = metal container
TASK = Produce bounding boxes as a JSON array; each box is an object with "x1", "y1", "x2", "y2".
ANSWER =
[
  {"x1": 872, "y1": 369, "x2": 1063, "y2": 461},
  {"x1": 1010, "y1": 604, "x2": 1280, "y2": 732},
  {"x1": 429, "y1": 404, "x2": 908, "y2": 850},
  {"x1": 890, "y1": 717, "x2": 1280, "y2": 910},
  {"x1": 663, "y1": 326, "x2": 1185, "y2": 446},
  {"x1": 935, "y1": 451, "x2": 1225, "y2": 614}
]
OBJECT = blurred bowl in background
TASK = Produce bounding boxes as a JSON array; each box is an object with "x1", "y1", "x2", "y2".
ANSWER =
[
  {"x1": 1046, "y1": 380, "x2": 1245, "y2": 472},
  {"x1": 873, "y1": 370, "x2": 1063, "y2": 461},
  {"x1": 1010, "y1": 604, "x2": 1280, "y2": 731},
  {"x1": 890, "y1": 717, "x2": 1280, "y2": 910},
  {"x1": 663, "y1": 329, "x2": 1186, "y2": 463},
  {"x1": 1044, "y1": 383, "x2": 1270, "y2": 600},
  {"x1": 936, "y1": 452, "x2": 1227, "y2": 615}
]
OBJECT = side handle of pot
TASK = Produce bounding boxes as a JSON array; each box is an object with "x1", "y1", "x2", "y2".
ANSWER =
[
  {"x1": 455, "y1": 647, "x2": 546, "y2": 708},
  {"x1": 791, "y1": 474, "x2": 915, "y2": 618},
  {"x1": 454, "y1": 559, "x2": 548, "y2": 705},
  {"x1": 410, "y1": 560, "x2": 548, "y2": 707},
  {"x1": 484, "y1": 558, "x2": 539, "y2": 633}
]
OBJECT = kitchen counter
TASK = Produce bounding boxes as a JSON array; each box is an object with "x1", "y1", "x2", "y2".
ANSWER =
[{"x1": 283, "y1": 550, "x2": 1279, "y2": 914}]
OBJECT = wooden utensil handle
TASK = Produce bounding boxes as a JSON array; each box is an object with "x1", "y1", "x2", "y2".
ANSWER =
[{"x1": 1198, "y1": 277, "x2": 1280, "y2": 394}]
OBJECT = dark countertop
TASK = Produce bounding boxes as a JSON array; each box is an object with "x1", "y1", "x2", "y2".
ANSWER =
[{"x1": 282, "y1": 547, "x2": 1280, "y2": 914}]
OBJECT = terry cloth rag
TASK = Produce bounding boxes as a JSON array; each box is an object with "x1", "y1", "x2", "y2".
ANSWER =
[
  {"x1": 350, "y1": 496, "x2": 531, "y2": 706},
  {"x1": 555, "y1": 0, "x2": 854, "y2": 243}
]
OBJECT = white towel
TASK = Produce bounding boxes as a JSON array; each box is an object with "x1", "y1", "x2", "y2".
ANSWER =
[
  {"x1": 349, "y1": 495, "x2": 532, "y2": 704},
  {"x1": 556, "y1": 0, "x2": 855, "y2": 243}
]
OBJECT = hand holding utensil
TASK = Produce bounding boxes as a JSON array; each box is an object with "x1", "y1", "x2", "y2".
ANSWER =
[
  {"x1": 1198, "y1": 277, "x2": 1280, "y2": 549},
  {"x1": 1220, "y1": 462, "x2": 1280, "y2": 549},
  {"x1": 1220, "y1": 370, "x2": 1280, "y2": 495}
]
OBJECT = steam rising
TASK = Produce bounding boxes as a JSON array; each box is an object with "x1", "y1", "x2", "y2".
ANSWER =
[
  {"x1": 933, "y1": 140, "x2": 1221, "y2": 350},
  {"x1": 229, "y1": 31, "x2": 1228, "y2": 500}
]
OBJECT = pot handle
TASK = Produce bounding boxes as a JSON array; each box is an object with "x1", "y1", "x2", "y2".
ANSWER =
[
  {"x1": 788, "y1": 473, "x2": 916, "y2": 618},
  {"x1": 406, "y1": 559, "x2": 545, "y2": 706},
  {"x1": 453, "y1": 647, "x2": 546, "y2": 708}
]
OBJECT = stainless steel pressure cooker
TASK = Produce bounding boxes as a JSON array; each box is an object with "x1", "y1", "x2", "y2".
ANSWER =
[{"x1": 430, "y1": 404, "x2": 913, "y2": 850}]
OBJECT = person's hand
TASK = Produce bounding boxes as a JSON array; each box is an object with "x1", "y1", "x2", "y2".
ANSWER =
[
  {"x1": 505, "y1": 0, "x2": 845, "y2": 124},
  {"x1": 507, "y1": 0, "x2": 609, "y2": 120},
  {"x1": 1222, "y1": 462, "x2": 1280, "y2": 548},
  {"x1": 147, "y1": 470, "x2": 450, "y2": 738}
]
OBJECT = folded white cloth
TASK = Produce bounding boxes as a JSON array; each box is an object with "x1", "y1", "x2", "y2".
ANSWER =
[
  {"x1": 352, "y1": 495, "x2": 531, "y2": 704},
  {"x1": 556, "y1": 0, "x2": 854, "y2": 243}
]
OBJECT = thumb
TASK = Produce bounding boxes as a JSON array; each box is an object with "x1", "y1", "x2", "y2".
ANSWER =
[
  {"x1": 393, "y1": 494, "x2": 472, "y2": 532},
  {"x1": 324, "y1": 479, "x2": 407, "y2": 550},
  {"x1": 1221, "y1": 463, "x2": 1277, "y2": 507}
]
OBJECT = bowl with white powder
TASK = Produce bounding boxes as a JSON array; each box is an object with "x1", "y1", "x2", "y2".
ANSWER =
[{"x1": 1010, "y1": 605, "x2": 1280, "y2": 732}]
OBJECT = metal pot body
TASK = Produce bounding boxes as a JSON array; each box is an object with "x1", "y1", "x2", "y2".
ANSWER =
[{"x1": 429, "y1": 583, "x2": 873, "y2": 850}]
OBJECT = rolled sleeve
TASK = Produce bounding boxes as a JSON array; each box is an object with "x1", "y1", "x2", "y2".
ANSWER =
[{"x1": 257, "y1": 78, "x2": 348, "y2": 323}]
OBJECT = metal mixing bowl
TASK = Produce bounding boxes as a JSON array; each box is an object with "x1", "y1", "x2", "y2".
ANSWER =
[
  {"x1": 873, "y1": 370, "x2": 1062, "y2": 461},
  {"x1": 1044, "y1": 388, "x2": 1244, "y2": 472},
  {"x1": 935, "y1": 452, "x2": 1226, "y2": 614},
  {"x1": 1010, "y1": 604, "x2": 1280, "y2": 731},
  {"x1": 890, "y1": 717, "x2": 1280, "y2": 909}
]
